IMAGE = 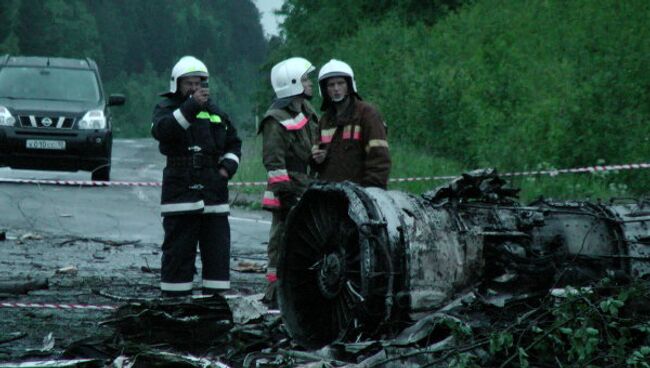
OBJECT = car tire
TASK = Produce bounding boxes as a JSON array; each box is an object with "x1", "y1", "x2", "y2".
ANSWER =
[{"x1": 91, "y1": 164, "x2": 110, "y2": 181}]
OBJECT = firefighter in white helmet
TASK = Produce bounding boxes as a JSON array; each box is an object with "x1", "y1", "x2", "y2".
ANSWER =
[
  {"x1": 315, "y1": 59, "x2": 391, "y2": 188},
  {"x1": 257, "y1": 57, "x2": 321, "y2": 306},
  {"x1": 151, "y1": 55, "x2": 242, "y2": 297}
]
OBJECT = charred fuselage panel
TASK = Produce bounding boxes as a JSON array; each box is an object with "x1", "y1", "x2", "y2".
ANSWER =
[{"x1": 278, "y1": 170, "x2": 650, "y2": 348}]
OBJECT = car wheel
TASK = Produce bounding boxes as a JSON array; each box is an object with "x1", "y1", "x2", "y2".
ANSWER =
[{"x1": 91, "y1": 164, "x2": 111, "y2": 181}]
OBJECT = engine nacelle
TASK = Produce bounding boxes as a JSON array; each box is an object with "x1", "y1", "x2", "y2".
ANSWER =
[{"x1": 277, "y1": 171, "x2": 650, "y2": 348}]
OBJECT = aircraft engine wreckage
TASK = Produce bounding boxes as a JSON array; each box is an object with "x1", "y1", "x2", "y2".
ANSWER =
[{"x1": 277, "y1": 169, "x2": 650, "y2": 348}]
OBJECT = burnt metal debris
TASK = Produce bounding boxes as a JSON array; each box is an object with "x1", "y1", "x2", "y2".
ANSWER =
[
  {"x1": 100, "y1": 295, "x2": 233, "y2": 348},
  {"x1": 278, "y1": 169, "x2": 650, "y2": 348},
  {"x1": 4, "y1": 170, "x2": 650, "y2": 366}
]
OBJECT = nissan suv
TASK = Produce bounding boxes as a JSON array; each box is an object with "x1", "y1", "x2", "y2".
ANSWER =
[{"x1": 0, "y1": 55, "x2": 125, "y2": 181}]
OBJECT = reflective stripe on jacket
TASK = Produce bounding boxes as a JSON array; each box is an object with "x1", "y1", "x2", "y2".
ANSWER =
[
  {"x1": 316, "y1": 97, "x2": 391, "y2": 188},
  {"x1": 258, "y1": 99, "x2": 319, "y2": 211},
  {"x1": 151, "y1": 94, "x2": 242, "y2": 216}
]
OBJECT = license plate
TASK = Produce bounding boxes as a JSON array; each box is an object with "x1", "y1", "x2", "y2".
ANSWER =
[{"x1": 26, "y1": 139, "x2": 66, "y2": 150}]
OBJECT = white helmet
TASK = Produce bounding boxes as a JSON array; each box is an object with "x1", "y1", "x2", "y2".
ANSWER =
[
  {"x1": 318, "y1": 59, "x2": 358, "y2": 97},
  {"x1": 169, "y1": 56, "x2": 209, "y2": 94},
  {"x1": 271, "y1": 57, "x2": 315, "y2": 99}
]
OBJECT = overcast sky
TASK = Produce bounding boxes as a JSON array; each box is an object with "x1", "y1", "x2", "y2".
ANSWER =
[{"x1": 254, "y1": 0, "x2": 285, "y2": 37}]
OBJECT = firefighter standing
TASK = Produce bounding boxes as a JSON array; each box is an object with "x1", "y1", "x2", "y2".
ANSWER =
[
  {"x1": 258, "y1": 57, "x2": 321, "y2": 304},
  {"x1": 151, "y1": 56, "x2": 242, "y2": 296},
  {"x1": 315, "y1": 59, "x2": 391, "y2": 188}
]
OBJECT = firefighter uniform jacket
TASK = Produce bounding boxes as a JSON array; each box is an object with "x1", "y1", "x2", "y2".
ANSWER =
[
  {"x1": 152, "y1": 94, "x2": 242, "y2": 216},
  {"x1": 317, "y1": 96, "x2": 391, "y2": 188},
  {"x1": 258, "y1": 99, "x2": 319, "y2": 211}
]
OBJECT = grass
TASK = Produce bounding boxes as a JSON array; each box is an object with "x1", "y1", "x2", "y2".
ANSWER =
[{"x1": 229, "y1": 136, "x2": 639, "y2": 204}]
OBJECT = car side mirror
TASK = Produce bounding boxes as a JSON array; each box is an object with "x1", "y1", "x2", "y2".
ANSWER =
[{"x1": 108, "y1": 94, "x2": 126, "y2": 106}]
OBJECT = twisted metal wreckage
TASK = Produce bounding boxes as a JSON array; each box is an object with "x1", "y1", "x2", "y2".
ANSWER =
[
  {"x1": 14, "y1": 169, "x2": 650, "y2": 367},
  {"x1": 278, "y1": 169, "x2": 650, "y2": 349}
]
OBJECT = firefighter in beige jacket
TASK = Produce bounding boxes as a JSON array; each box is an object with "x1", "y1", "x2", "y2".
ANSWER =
[{"x1": 258, "y1": 57, "x2": 321, "y2": 304}]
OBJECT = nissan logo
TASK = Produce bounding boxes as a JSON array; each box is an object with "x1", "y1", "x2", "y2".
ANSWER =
[{"x1": 41, "y1": 117, "x2": 53, "y2": 127}]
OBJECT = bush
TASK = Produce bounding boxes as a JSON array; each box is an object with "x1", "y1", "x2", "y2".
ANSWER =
[{"x1": 270, "y1": 0, "x2": 650, "y2": 196}]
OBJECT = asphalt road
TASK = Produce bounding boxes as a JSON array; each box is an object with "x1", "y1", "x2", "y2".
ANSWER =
[
  {"x1": 0, "y1": 139, "x2": 275, "y2": 361},
  {"x1": 0, "y1": 138, "x2": 270, "y2": 249}
]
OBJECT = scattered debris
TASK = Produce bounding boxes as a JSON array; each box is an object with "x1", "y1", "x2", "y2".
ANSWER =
[
  {"x1": 232, "y1": 261, "x2": 266, "y2": 273},
  {"x1": 140, "y1": 265, "x2": 160, "y2": 274},
  {"x1": 0, "y1": 332, "x2": 27, "y2": 345},
  {"x1": 280, "y1": 171, "x2": 650, "y2": 349},
  {"x1": 55, "y1": 266, "x2": 78, "y2": 275},
  {"x1": 57, "y1": 237, "x2": 140, "y2": 247},
  {"x1": 0, "y1": 359, "x2": 103, "y2": 367},
  {"x1": 0, "y1": 278, "x2": 48, "y2": 294},
  {"x1": 3, "y1": 171, "x2": 650, "y2": 366},
  {"x1": 41, "y1": 332, "x2": 55, "y2": 352},
  {"x1": 100, "y1": 295, "x2": 233, "y2": 348},
  {"x1": 20, "y1": 233, "x2": 43, "y2": 241},
  {"x1": 226, "y1": 294, "x2": 267, "y2": 324},
  {"x1": 117, "y1": 351, "x2": 232, "y2": 368}
]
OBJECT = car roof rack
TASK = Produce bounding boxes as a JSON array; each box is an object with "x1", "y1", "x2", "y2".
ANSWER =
[{"x1": 0, "y1": 55, "x2": 97, "y2": 70}]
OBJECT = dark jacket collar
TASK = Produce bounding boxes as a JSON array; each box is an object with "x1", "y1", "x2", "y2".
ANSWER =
[{"x1": 325, "y1": 95, "x2": 358, "y2": 125}]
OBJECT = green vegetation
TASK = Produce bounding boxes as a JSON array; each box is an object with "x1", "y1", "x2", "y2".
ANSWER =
[
  {"x1": 236, "y1": 136, "x2": 625, "y2": 203},
  {"x1": 0, "y1": 0, "x2": 268, "y2": 135},
  {"x1": 1, "y1": 1, "x2": 649, "y2": 363},
  {"x1": 0, "y1": 0, "x2": 647, "y2": 200},
  {"x1": 266, "y1": 0, "x2": 650, "y2": 198},
  {"x1": 444, "y1": 279, "x2": 650, "y2": 367}
]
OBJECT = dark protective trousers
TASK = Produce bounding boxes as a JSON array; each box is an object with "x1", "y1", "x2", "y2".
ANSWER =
[
  {"x1": 160, "y1": 213, "x2": 230, "y2": 295},
  {"x1": 266, "y1": 211, "x2": 286, "y2": 273}
]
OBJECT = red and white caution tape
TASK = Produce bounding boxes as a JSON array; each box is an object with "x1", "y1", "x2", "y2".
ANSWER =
[
  {"x1": 0, "y1": 300, "x2": 280, "y2": 315},
  {"x1": 499, "y1": 162, "x2": 650, "y2": 177},
  {"x1": 389, "y1": 175, "x2": 457, "y2": 183},
  {"x1": 389, "y1": 162, "x2": 650, "y2": 183},
  {"x1": 0, "y1": 177, "x2": 162, "y2": 187},
  {"x1": 0, "y1": 162, "x2": 647, "y2": 188},
  {"x1": 0, "y1": 177, "x2": 266, "y2": 187},
  {"x1": 0, "y1": 301, "x2": 116, "y2": 310}
]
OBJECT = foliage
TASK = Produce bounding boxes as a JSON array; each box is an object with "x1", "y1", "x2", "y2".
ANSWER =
[
  {"x1": 266, "y1": 0, "x2": 650, "y2": 196},
  {"x1": 0, "y1": 0, "x2": 268, "y2": 134},
  {"x1": 454, "y1": 279, "x2": 650, "y2": 366}
]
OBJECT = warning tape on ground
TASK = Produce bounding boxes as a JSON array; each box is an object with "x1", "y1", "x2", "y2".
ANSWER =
[
  {"x1": 0, "y1": 298, "x2": 280, "y2": 313},
  {"x1": 0, "y1": 162, "x2": 648, "y2": 187},
  {"x1": 0, "y1": 301, "x2": 116, "y2": 310}
]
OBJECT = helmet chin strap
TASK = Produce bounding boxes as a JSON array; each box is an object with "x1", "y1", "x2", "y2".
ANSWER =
[{"x1": 332, "y1": 94, "x2": 347, "y2": 103}]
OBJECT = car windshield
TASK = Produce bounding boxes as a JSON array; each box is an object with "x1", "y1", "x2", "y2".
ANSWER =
[{"x1": 0, "y1": 66, "x2": 100, "y2": 102}]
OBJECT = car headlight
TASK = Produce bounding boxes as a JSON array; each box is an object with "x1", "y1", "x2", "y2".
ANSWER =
[
  {"x1": 0, "y1": 105, "x2": 16, "y2": 126},
  {"x1": 78, "y1": 110, "x2": 106, "y2": 129}
]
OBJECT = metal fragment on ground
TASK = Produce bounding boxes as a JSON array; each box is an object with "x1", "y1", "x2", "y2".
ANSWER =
[
  {"x1": 226, "y1": 293, "x2": 267, "y2": 324},
  {"x1": 101, "y1": 294, "x2": 233, "y2": 348}
]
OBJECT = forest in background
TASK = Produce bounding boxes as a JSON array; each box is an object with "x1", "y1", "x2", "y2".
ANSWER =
[
  {"x1": 266, "y1": 0, "x2": 650, "y2": 195},
  {"x1": 0, "y1": 2, "x2": 649, "y2": 364},
  {"x1": 0, "y1": 0, "x2": 268, "y2": 136},
  {"x1": 0, "y1": 0, "x2": 648, "y2": 197}
]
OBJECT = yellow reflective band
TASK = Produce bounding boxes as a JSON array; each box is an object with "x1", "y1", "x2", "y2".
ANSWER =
[
  {"x1": 196, "y1": 111, "x2": 222, "y2": 124},
  {"x1": 365, "y1": 139, "x2": 389, "y2": 153},
  {"x1": 184, "y1": 66, "x2": 207, "y2": 73}
]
